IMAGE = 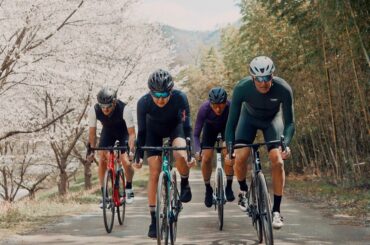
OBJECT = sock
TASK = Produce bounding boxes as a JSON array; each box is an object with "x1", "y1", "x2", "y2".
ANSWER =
[
  {"x1": 238, "y1": 179, "x2": 248, "y2": 192},
  {"x1": 149, "y1": 205, "x2": 156, "y2": 224},
  {"x1": 126, "y1": 182, "x2": 132, "y2": 189},
  {"x1": 205, "y1": 182, "x2": 212, "y2": 192},
  {"x1": 226, "y1": 175, "x2": 233, "y2": 189},
  {"x1": 181, "y1": 175, "x2": 189, "y2": 187},
  {"x1": 272, "y1": 195, "x2": 282, "y2": 213}
]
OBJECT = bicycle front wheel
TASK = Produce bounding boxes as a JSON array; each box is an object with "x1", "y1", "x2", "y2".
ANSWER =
[
  {"x1": 169, "y1": 169, "x2": 179, "y2": 244},
  {"x1": 257, "y1": 172, "x2": 274, "y2": 245},
  {"x1": 216, "y1": 168, "x2": 224, "y2": 230},
  {"x1": 249, "y1": 177, "x2": 262, "y2": 243},
  {"x1": 103, "y1": 169, "x2": 115, "y2": 233},
  {"x1": 116, "y1": 168, "x2": 126, "y2": 225},
  {"x1": 157, "y1": 172, "x2": 169, "y2": 245}
]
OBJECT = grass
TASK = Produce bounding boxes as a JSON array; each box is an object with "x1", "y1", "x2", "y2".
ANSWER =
[
  {"x1": 285, "y1": 174, "x2": 370, "y2": 226},
  {"x1": 0, "y1": 165, "x2": 150, "y2": 240}
]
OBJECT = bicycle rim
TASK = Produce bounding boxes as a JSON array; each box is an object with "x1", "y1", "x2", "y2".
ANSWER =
[
  {"x1": 157, "y1": 172, "x2": 169, "y2": 245},
  {"x1": 103, "y1": 170, "x2": 115, "y2": 233},
  {"x1": 257, "y1": 173, "x2": 274, "y2": 245},
  {"x1": 249, "y1": 178, "x2": 263, "y2": 243},
  {"x1": 169, "y1": 169, "x2": 178, "y2": 244},
  {"x1": 217, "y1": 169, "x2": 224, "y2": 230},
  {"x1": 117, "y1": 169, "x2": 126, "y2": 225}
]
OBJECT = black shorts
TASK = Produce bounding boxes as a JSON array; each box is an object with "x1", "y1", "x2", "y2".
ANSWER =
[
  {"x1": 235, "y1": 109, "x2": 283, "y2": 151},
  {"x1": 99, "y1": 127, "x2": 128, "y2": 153},
  {"x1": 201, "y1": 123, "x2": 225, "y2": 149},
  {"x1": 145, "y1": 122, "x2": 185, "y2": 157}
]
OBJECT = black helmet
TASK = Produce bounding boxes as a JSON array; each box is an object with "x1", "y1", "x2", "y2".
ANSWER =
[
  {"x1": 148, "y1": 69, "x2": 174, "y2": 92},
  {"x1": 97, "y1": 86, "x2": 117, "y2": 104},
  {"x1": 209, "y1": 87, "x2": 227, "y2": 104}
]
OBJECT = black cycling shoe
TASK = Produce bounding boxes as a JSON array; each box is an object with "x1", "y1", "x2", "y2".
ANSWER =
[
  {"x1": 148, "y1": 223, "x2": 157, "y2": 238},
  {"x1": 204, "y1": 187, "x2": 213, "y2": 208},
  {"x1": 180, "y1": 184, "x2": 192, "y2": 203},
  {"x1": 225, "y1": 187, "x2": 235, "y2": 202}
]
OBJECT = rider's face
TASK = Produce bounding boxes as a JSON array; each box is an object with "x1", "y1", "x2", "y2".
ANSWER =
[
  {"x1": 210, "y1": 102, "x2": 227, "y2": 116},
  {"x1": 100, "y1": 102, "x2": 115, "y2": 116},
  {"x1": 151, "y1": 94, "x2": 171, "y2": 108},
  {"x1": 254, "y1": 77, "x2": 272, "y2": 94}
]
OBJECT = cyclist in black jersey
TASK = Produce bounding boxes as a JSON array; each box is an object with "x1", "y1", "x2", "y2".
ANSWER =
[
  {"x1": 87, "y1": 86, "x2": 136, "y2": 206},
  {"x1": 136, "y1": 69, "x2": 196, "y2": 238},
  {"x1": 225, "y1": 56, "x2": 295, "y2": 229}
]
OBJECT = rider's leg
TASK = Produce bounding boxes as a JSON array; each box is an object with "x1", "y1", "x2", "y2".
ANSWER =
[
  {"x1": 120, "y1": 152, "x2": 135, "y2": 203},
  {"x1": 147, "y1": 155, "x2": 162, "y2": 238},
  {"x1": 222, "y1": 147, "x2": 235, "y2": 201},
  {"x1": 269, "y1": 148, "x2": 284, "y2": 212},
  {"x1": 234, "y1": 147, "x2": 251, "y2": 192},
  {"x1": 98, "y1": 151, "x2": 108, "y2": 192},
  {"x1": 201, "y1": 149, "x2": 214, "y2": 207},
  {"x1": 173, "y1": 137, "x2": 192, "y2": 203}
]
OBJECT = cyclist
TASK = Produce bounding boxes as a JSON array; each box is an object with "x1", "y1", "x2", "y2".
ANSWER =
[
  {"x1": 136, "y1": 69, "x2": 196, "y2": 238},
  {"x1": 194, "y1": 87, "x2": 235, "y2": 208},
  {"x1": 87, "y1": 86, "x2": 136, "y2": 207},
  {"x1": 225, "y1": 56, "x2": 295, "y2": 229}
]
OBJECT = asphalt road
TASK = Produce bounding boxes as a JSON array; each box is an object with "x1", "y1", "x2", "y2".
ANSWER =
[{"x1": 2, "y1": 170, "x2": 369, "y2": 245}]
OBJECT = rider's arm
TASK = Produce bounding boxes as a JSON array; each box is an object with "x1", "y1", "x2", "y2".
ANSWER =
[
  {"x1": 193, "y1": 102, "x2": 207, "y2": 153},
  {"x1": 123, "y1": 106, "x2": 136, "y2": 153},
  {"x1": 136, "y1": 96, "x2": 147, "y2": 158},
  {"x1": 282, "y1": 86, "x2": 295, "y2": 146},
  {"x1": 225, "y1": 82, "x2": 245, "y2": 147},
  {"x1": 181, "y1": 92, "x2": 192, "y2": 139},
  {"x1": 88, "y1": 106, "x2": 97, "y2": 148}
]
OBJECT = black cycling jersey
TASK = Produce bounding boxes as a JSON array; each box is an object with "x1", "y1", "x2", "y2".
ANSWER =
[{"x1": 137, "y1": 89, "x2": 192, "y2": 158}]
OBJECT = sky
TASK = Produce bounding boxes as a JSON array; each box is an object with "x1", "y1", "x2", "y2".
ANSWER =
[{"x1": 134, "y1": 0, "x2": 241, "y2": 31}]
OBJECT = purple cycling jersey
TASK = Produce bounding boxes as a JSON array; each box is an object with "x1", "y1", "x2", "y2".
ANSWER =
[{"x1": 193, "y1": 100, "x2": 230, "y2": 152}]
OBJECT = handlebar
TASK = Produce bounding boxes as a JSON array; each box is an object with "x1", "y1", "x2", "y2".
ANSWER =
[{"x1": 86, "y1": 141, "x2": 130, "y2": 157}]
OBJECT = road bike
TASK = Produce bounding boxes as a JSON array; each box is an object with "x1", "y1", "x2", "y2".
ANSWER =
[
  {"x1": 229, "y1": 136, "x2": 285, "y2": 245},
  {"x1": 135, "y1": 138, "x2": 191, "y2": 245},
  {"x1": 87, "y1": 140, "x2": 129, "y2": 233},
  {"x1": 201, "y1": 134, "x2": 226, "y2": 230}
]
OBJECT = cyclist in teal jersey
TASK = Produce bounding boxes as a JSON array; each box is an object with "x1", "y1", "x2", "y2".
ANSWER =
[{"x1": 225, "y1": 56, "x2": 295, "y2": 229}]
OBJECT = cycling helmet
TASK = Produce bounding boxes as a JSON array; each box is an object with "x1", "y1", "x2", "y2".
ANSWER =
[
  {"x1": 148, "y1": 69, "x2": 174, "y2": 92},
  {"x1": 97, "y1": 86, "x2": 117, "y2": 104},
  {"x1": 249, "y1": 56, "x2": 275, "y2": 76},
  {"x1": 209, "y1": 87, "x2": 227, "y2": 103}
]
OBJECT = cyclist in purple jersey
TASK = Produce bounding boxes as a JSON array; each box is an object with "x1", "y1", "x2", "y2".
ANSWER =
[{"x1": 194, "y1": 87, "x2": 235, "y2": 208}]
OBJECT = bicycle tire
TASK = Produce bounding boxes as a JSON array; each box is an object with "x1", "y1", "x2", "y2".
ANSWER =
[
  {"x1": 103, "y1": 169, "x2": 115, "y2": 233},
  {"x1": 257, "y1": 172, "x2": 274, "y2": 245},
  {"x1": 157, "y1": 172, "x2": 169, "y2": 245},
  {"x1": 117, "y1": 168, "x2": 126, "y2": 225},
  {"x1": 169, "y1": 169, "x2": 179, "y2": 244},
  {"x1": 249, "y1": 177, "x2": 263, "y2": 242},
  {"x1": 217, "y1": 168, "x2": 224, "y2": 230}
]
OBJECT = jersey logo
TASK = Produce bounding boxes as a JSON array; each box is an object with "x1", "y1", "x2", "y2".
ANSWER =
[
  {"x1": 270, "y1": 98, "x2": 278, "y2": 102},
  {"x1": 182, "y1": 110, "x2": 186, "y2": 122}
]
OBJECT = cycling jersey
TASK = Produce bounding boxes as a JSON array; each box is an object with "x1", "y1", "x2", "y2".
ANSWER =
[
  {"x1": 88, "y1": 100, "x2": 134, "y2": 150},
  {"x1": 193, "y1": 100, "x2": 230, "y2": 152},
  {"x1": 225, "y1": 76, "x2": 295, "y2": 146},
  {"x1": 137, "y1": 89, "x2": 192, "y2": 158}
]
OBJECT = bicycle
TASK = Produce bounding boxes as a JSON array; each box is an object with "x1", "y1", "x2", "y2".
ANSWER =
[
  {"x1": 135, "y1": 138, "x2": 192, "y2": 245},
  {"x1": 229, "y1": 136, "x2": 285, "y2": 245},
  {"x1": 87, "y1": 140, "x2": 130, "y2": 233},
  {"x1": 200, "y1": 134, "x2": 226, "y2": 231}
]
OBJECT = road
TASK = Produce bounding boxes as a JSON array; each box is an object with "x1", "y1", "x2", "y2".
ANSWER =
[{"x1": 2, "y1": 170, "x2": 369, "y2": 245}]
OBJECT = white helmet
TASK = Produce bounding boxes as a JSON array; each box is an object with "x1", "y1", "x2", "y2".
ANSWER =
[{"x1": 249, "y1": 56, "x2": 275, "y2": 76}]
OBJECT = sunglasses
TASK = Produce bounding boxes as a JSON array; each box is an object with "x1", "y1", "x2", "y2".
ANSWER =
[
  {"x1": 99, "y1": 103, "x2": 113, "y2": 109},
  {"x1": 254, "y1": 75, "x2": 273, "y2": 83},
  {"x1": 151, "y1": 91, "x2": 170, "y2": 98}
]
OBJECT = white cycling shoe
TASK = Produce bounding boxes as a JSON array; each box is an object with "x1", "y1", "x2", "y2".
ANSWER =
[
  {"x1": 126, "y1": 188, "x2": 134, "y2": 204},
  {"x1": 272, "y1": 211, "x2": 284, "y2": 229}
]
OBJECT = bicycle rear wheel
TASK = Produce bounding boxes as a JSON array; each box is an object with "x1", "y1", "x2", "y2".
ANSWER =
[
  {"x1": 216, "y1": 168, "x2": 224, "y2": 230},
  {"x1": 169, "y1": 169, "x2": 179, "y2": 244},
  {"x1": 103, "y1": 169, "x2": 115, "y2": 233},
  {"x1": 157, "y1": 172, "x2": 169, "y2": 245},
  {"x1": 249, "y1": 177, "x2": 263, "y2": 243},
  {"x1": 116, "y1": 168, "x2": 126, "y2": 225},
  {"x1": 257, "y1": 172, "x2": 274, "y2": 245}
]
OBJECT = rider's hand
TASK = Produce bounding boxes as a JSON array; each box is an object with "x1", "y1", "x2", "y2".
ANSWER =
[
  {"x1": 132, "y1": 158, "x2": 143, "y2": 169},
  {"x1": 187, "y1": 157, "x2": 196, "y2": 168},
  {"x1": 86, "y1": 152, "x2": 95, "y2": 163},
  {"x1": 225, "y1": 152, "x2": 235, "y2": 162},
  {"x1": 195, "y1": 152, "x2": 202, "y2": 162},
  {"x1": 128, "y1": 151, "x2": 134, "y2": 161},
  {"x1": 280, "y1": 146, "x2": 291, "y2": 160}
]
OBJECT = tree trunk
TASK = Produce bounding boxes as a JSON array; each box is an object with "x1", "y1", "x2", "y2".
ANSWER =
[
  {"x1": 84, "y1": 159, "x2": 92, "y2": 190},
  {"x1": 58, "y1": 159, "x2": 68, "y2": 196}
]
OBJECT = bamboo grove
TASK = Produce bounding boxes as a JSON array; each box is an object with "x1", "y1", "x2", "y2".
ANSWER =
[{"x1": 182, "y1": 0, "x2": 369, "y2": 185}]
